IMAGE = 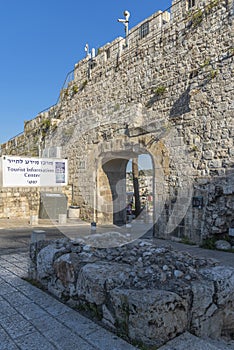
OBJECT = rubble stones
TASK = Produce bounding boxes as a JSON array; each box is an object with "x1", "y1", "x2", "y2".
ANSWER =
[
  {"x1": 215, "y1": 240, "x2": 232, "y2": 251},
  {"x1": 29, "y1": 238, "x2": 234, "y2": 348}
]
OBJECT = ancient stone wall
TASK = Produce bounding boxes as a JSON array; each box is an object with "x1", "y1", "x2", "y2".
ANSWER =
[
  {"x1": 29, "y1": 238, "x2": 234, "y2": 348},
  {"x1": 0, "y1": 0, "x2": 233, "y2": 240},
  {"x1": 0, "y1": 186, "x2": 72, "y2": 219}
]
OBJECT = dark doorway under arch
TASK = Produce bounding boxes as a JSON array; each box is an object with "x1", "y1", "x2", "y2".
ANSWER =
[{"x1": 101, "y1": 153, "x2": 153, "y2": 226}]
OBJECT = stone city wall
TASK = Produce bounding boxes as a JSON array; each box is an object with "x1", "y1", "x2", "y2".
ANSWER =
[
  {"x1": 0, "y1": 0, "x2": 233, "y2": 240},
  {"x1": 0, "y1": 186, "x2": 72, "y2": 220}
]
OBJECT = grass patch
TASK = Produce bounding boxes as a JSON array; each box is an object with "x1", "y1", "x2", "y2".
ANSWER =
[
  {"x1": 200, "y1": 236, "x2": 234, "y2": 252},
  {"x1": 154, "y1": 85, "x2": 166, "y2": 96},
  {"x1": 209, "y1": 69, "x2": 218, "y2": 79},
  {"x1": 191, "y1": 9, "x2": 203, "y2": 27},
  {"x1": 200, "y1": 237, "x2": 216, "y2": 250},
  {"x1": 75, "y1": 302, "x2": 102, "y2": 321},
  {"x1": 72, "y1": 84, "x2": 79, "y2": 94},
  {"x1": 131, "y1": 339, "x2": 159, "y2": 350},
  {"x1": 200, "y1": 59, "x2": 211, "y2": 68},
  {"x1": 181, "y1": 237, "x2": 197, "y2": 245}
]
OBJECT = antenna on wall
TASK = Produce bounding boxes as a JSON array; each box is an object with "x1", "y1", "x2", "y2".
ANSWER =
[
  {"x1": 85, "y1": 43, "x2": 90, "y2": 58},
  {"x1": 118, "y1": 10, "x2": 130, "y2": 47}
]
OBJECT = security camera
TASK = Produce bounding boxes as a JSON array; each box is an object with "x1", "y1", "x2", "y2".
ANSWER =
[
  {"x1": 117, "y1": 9, "x2": 130, "y2": 45},
  {"x1": 118, "y1": 10, "x2": 130, "y2": 23},
  {"x1": 124, "y1": 10, "x2": 130, "y2": 21}
]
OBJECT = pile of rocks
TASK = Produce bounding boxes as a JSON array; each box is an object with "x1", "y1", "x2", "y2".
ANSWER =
[
  {"x1": 215, "y1": 239, "x2": 234, "y2": 251},
  {"x1": 29, "y1": 238, "x2": 234, "y2": 348}
]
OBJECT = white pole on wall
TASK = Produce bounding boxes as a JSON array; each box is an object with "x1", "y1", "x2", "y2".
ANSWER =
[{"x1": 118, "y1": 10, "x2": 130, "y2": 47}]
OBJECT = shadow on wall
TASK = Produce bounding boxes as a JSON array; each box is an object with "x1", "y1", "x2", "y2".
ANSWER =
[{"x1": 170, "y1": 86, "x2": 191, "y2": 118}]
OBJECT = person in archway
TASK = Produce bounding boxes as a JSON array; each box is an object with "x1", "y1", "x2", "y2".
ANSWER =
[{"x1": 126, "y1": 202, "x2": 132, "y2": 216}]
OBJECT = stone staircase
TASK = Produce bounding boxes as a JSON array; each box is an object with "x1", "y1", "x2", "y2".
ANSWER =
[{"x1": 158, "y1": 332, "x2": 234, "y2": 350}]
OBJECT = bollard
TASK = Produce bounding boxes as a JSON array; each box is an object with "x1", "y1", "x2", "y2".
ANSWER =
[
  {"x1": 126, "y1": 214, "x2": 132, "y2": 229},
  {"x1": 144, "y1": 212, "x2": 149, "y2": 224},
  {"x1": 59, "y1": 214, "x2": 67, "y2": 224},
  {"x1": 126, "y1": 214, "x2": 132, "y2": 223},
  {"x1": 30, "y1": 215, "x2": 38, "y2": 226},
  {"x1": 91, "y1": 222, "x2": 97, "y2": 233},
  {"x1": 31, "y1": 230, "x2": 46, "y2": 243}
]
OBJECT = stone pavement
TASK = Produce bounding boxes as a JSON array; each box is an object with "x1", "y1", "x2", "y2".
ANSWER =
[
  {"x1": 0, "y1": 251, "x2": 138, "y2": 350},
  {"x1": 159, "y1": 332, "x2": 234, "y2": 350},
  {"x1": 0, "y1": 217, "x2": 233, "y2": 267}
]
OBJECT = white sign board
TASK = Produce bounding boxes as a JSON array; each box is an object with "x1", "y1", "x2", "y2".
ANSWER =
[{"x1": 1, "y1": 155, "x2": 68, "y2": 187}]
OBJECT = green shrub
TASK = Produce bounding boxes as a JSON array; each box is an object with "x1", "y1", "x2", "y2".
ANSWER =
[
  {"x1": 72, "y1": 84, "x2": 79, "y2": 94},
  {"x1": 192, "y1": 9, "x2": 203, "y2": 27},
  {"x1": 154, "y1": 85, "x2": 166, "y2": 95},
  {"x1": 200, "y1": 237, "x2": 216, "y2": 250}
]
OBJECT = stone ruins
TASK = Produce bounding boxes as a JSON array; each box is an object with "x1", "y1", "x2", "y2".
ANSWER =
[{"x1": 29, "y1": 237, "x2": 234, "y2": 348}]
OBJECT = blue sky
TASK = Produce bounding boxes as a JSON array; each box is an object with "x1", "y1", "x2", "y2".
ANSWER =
[{"x1": 0, "y1": 0, "x2": 171, "y2": 144}]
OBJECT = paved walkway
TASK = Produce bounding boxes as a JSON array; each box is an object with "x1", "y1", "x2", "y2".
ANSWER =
[
  {"x1": 152, "y1": 238, "x2": 234, "y2": 268},
  {"x1": 0, "y1": 217, "x2": 233, "y2": 267},
  {"x1": 0, "y1": 251, "x2": 138, "y2": 350}
]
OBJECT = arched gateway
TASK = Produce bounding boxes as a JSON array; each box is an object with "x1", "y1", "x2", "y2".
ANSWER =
[{"x1": 54, "y1": 110, "x2": 194, "y2": 240}]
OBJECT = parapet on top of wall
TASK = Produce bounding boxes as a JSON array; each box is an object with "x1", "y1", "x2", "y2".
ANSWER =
[
  {"x1": 72, "y1": 0, "x2": 221, "y2": 93},
  {"x1": 171, "y1": 0, "x2": 217, "y2": 20},
  {"x1": 73, "y1": 8, "x2": 172, "y2": 84}
]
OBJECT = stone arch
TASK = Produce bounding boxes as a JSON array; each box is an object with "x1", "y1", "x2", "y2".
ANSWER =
[
  {"x1": 94, "y1": 134, "x2": 170, "y2": 227},
  {"x1": 49, "y1": 111, "x2": 194, "y2": 239}
]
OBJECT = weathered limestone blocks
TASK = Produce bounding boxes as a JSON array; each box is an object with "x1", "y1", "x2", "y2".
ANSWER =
[
  {"x1": 0, "y1": 186, "x2": 72, "y2": 219},
  {"x1": 158, "y1": 331, "x2": 234, "y2": 350},
  {"x1": 110, "y1": 288, "x2": 188, "y2": 348},
  {"x1": 77, "y1": 262, "x2": 132, "y2": 305},
  {"x1": 29, "y1": 238, "x2": 234, "y2": 348}
]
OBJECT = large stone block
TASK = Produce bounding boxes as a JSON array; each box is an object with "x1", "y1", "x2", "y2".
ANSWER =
[
  {"x1": 158, "y1": 332, "x2": 232, "y2": 350},
  {"x1": 53, "y1": 253, "x2": 80, "y2": 286},
  {"x1": 110, "y1": 288, "x2": 188, "y2": 347},
  {"x1": 37, "y1": 245, "x2": 67, "y2": 280},
  {"x1": 190, "y1": 280, "x2": 221, "y2": 338},
  {"x1": 200, "y1": 266, "x2": 234, "y2": 306},
  {"x1": 76, "y1": 262, "x2": 131, "y2": 305}
]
